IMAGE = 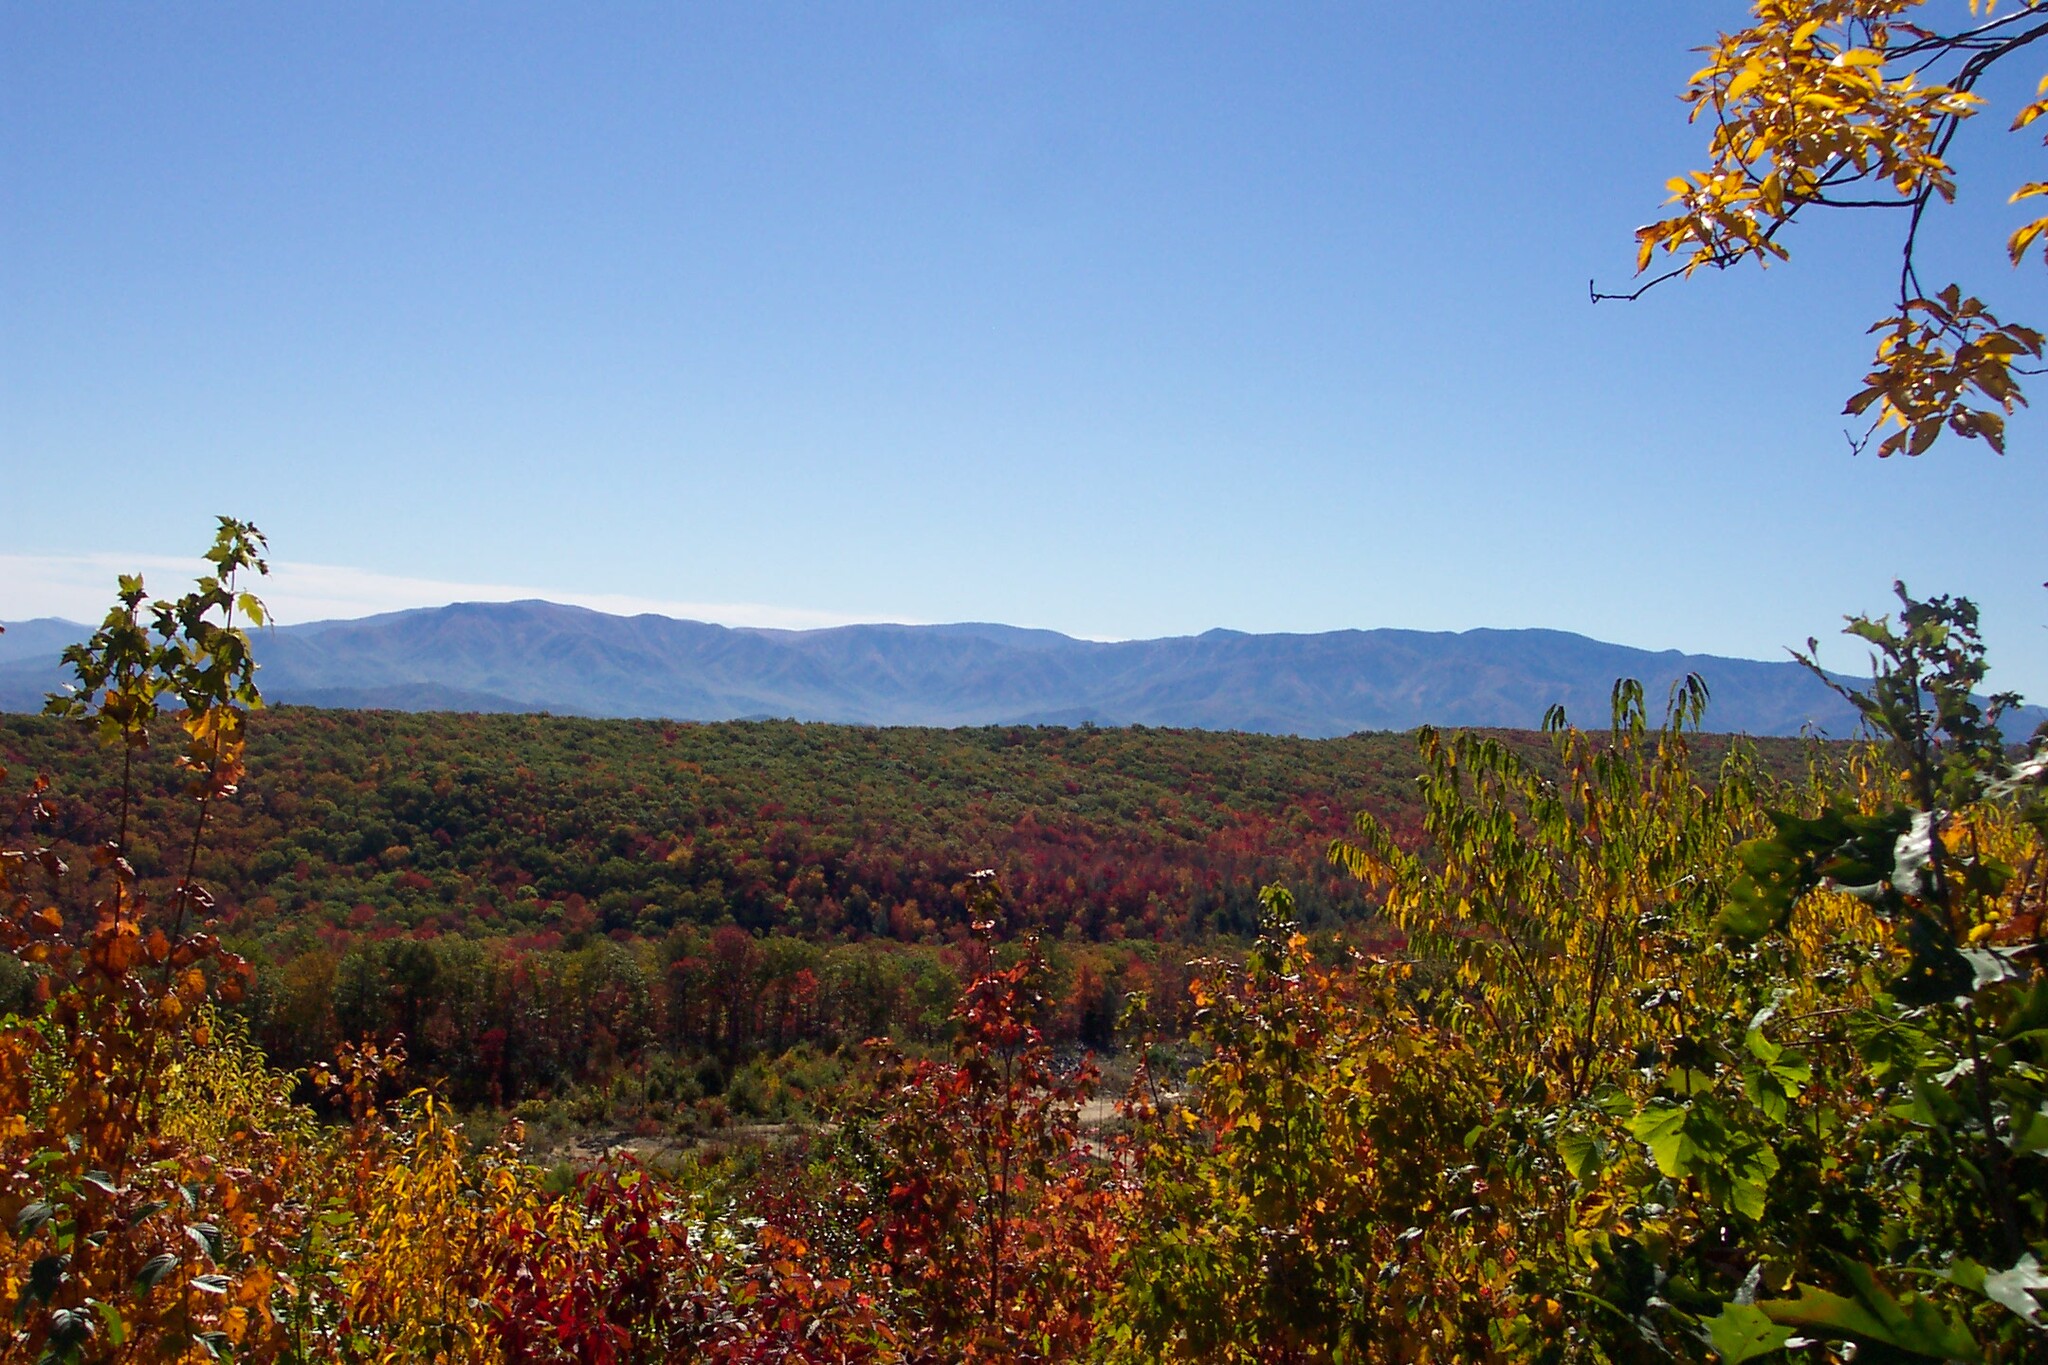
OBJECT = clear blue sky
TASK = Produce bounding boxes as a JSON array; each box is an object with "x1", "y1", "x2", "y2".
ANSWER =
[{"x1": 5, "y1": 3, "x2": 2046, "y2": 699}]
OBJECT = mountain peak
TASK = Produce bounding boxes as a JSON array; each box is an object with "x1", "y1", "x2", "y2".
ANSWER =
[{"x1": 4, "y1": 599, "x2": 2031, "y2": 737}]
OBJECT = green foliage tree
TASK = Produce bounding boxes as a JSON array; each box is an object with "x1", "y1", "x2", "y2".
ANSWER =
[
  {"x1": 1107, "y1": 887, "x2": 1512, "y2": 1362},
  {"x1": 1108, "y1": 595, "x2": 2047, "y2": 1362}
]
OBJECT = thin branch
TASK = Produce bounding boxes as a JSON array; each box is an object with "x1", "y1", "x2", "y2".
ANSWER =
[
  {"x1": 1902, "y1": 189, "x2": 1934, "y2": 303},
  {"x1": 1803, "y1": 195, "x2": 1917, "y2": 209},
  {"x1": 1590, "y1": 264, "x2": 1698, "y2": 304},
  {"x1": 1886, "y1": 4, "x2": 2048, "y2": 60}
]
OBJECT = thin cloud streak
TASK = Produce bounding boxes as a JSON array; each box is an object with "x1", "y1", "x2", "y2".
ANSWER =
[{"x1": 0, "y1": 554, "x2": 907, "y2": 634}]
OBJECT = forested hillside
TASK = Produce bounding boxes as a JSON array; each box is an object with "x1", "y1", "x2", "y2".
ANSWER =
[
  {"x1": 0, "y1": 707, "x2": 1809, "y2": 1118},
  {"x1": 0, "y1": 710, "x2": 1357, "y2": 1100},
  {"x1": 0, "y1": 708, "x2": 1416, "y2": 949}
]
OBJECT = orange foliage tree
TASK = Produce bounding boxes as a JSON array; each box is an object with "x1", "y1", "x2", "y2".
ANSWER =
[
  {"x1": 0, "y1": 520, "x2": 313, "y2": 1362},
  {"x1": 827, "y1": 875, "x2": 1126, "y2": 1362}
]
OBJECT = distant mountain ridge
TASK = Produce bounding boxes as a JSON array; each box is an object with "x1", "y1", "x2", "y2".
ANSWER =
[{"x1": 3, "y1": 600, "x2": 2037, "y2": 737}]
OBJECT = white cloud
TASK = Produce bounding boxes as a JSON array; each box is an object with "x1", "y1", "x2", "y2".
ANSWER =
[{"x1": 0, "y1": 553, "x2": 898, "y2": 632}]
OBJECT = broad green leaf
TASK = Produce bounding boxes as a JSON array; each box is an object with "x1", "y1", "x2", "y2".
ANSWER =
[
  {"x1": 1982, "y1": 1254, "x2": 2048, "y2": 1327},
  {"x1": 1627, "y1": 1100, "x2": 1697, "y2": 1174},
  {"x1": 1722, "y1": 1146, "x2": 1775, "y2": 1221},
  {"x1": 2009, "y1": 1104, "x2": 2048, "y2": 1154},
  {"x1": 1743, "y1": 1030, "x2": 1810, "y2": 1123},
  {"x1": 1722, "y1": 806, "x2": 1910, "y2": 938},
  {"x1": 1703, "y1": 1302, "x2": 1792, "y2": 1363},
  {"x1": 13, "y1": 1201, "x2": 53, "y2": 1237},
  {"x1": 1558, "y1": 1127, "x2": 1606, "y2": 1182},
  {"x1": 1893, "y1": 912, "x2": 1975, "y2": 1007},
  {"x1": 1761, "y1": 1261, "x2": 1981, "y2": 1362}
]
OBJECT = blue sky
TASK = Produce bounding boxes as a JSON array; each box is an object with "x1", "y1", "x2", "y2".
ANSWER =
[{"x1": 5, "y1": 3, "x2": 2046, "y2": 699}]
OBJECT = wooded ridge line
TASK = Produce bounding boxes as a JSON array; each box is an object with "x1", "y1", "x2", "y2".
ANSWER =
[{"x1": 9, "y1": 598, "x2": 2023, "y2": 736}]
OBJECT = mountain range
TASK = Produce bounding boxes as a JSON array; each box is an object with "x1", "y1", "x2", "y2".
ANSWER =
[{"x1": 2, "y1": 599, "x2": 2033, "y2": 737}]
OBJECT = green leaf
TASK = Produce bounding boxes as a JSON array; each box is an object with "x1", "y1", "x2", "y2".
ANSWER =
[
  {"x1": 1703, "y1": 1302, "x2": 1792, "y2": 1363},
  {"x1": 1981, "y1": 1254, "x2": 2048, "y2": 1327},
  {"x1": 133, "y1": 1253, "x2": 178, "y2": 1294},
  {"x1": 1627, "y1": 1100, "x2": 1697, "y2": 1174},
  {"x1": 2008, "y1": 1104, "x2": 2048, "y2": 1154},
  {"x1": 92, "y1": 1299, "x2": 126, "y2": 1347},
  {"x1": 1722, "y1": 806, "x2": 1911, "y2": 937},
  {"x1": 1558, "y1": 1127, "x2": 1606, "y2": 1182},
  {"x1": 44, "y1": 1307, "x2": 93, "y2": 1351},
  {"x1": 1893, "y1": 912, "x2": 1975, "y2": 1007},
  {"x1": 25, "y1": 1254, "x2": 67, "y2": 1305},
  {"x1": 1721, "y1": 1144, "x2": 1776, "y2": 1221},
  {"x1": 1959, "y1": 946, "x2": 2025, "y2": 993},
  {"x1": 1761, "y1": 1261, "x2": 1981, "y2": 1362},
  {"x1": 1742, "y1": 1029, "x2": 1811, "y2": 1124}
]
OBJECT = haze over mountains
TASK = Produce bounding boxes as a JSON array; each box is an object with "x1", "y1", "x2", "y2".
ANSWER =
[{"x1": 5, "y1": 599, "x2": 2014, "y2": 738}]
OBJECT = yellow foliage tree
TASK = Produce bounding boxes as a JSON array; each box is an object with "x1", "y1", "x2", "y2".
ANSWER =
[
  {"x1": 338, "y1": 1094, "x2": 529, "y2": 1365},
  {"x1": 1611, "y1": 1, "x2": 2048, "y2": 456}
]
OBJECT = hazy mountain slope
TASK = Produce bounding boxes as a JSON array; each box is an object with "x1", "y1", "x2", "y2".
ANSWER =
[
  {"x1": 4, "y1": 601, "x2": 2037, "y2": 737},
  {"x1": 0, "y1": 618, "x2": 89, "y2": 664}
]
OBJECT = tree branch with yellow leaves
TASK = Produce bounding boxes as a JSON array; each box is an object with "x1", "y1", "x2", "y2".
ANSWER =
[{"x1": 1600, "y1": 1, "x2": 2048, "y2": 456}]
